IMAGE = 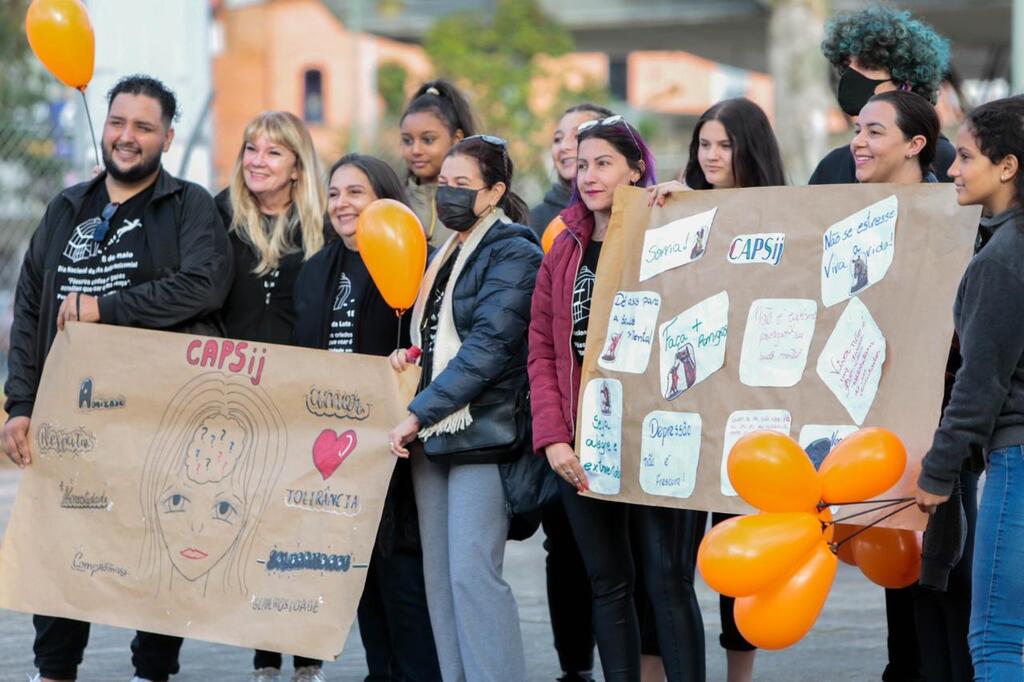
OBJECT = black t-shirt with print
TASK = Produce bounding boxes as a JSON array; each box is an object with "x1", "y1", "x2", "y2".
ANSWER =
[
  {"x1": 419, "y1": 247, "x2": 460, "y2": 388},
  {"x1": 327, "y1": 249, "x2": 372, "y2": 353},
  {"x1": 55, "y1": 181, "x2": 156, "y2": 307},
  {"x1": 572, "y1": 239, "x2": 602, "y2": 365}
]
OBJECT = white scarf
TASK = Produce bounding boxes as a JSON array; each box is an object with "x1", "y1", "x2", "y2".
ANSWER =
[{"x1": 411, "y1": 207, "x2": 508, "y2": 440}]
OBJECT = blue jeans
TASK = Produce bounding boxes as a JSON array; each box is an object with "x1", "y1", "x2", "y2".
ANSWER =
[{"x1": 970, "y1": 444, "x2": 1024, "y2": 680}]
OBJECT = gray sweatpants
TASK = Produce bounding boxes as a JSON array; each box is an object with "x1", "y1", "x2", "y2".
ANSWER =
[{"x1": 410, "y1": 451, "x2": 527, "y2": 682}]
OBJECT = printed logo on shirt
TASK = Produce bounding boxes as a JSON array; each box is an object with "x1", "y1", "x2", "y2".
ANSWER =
[
  {"x1": 107, "y1": 219, "x2": 142, "y2": 247},
  {"x1": 572, "y1": 266, "x2": 596, "y2": 324},
  {"x1": 333, "y1": 274, "x2": 352, "y2": 311},
  {"x1": 63, "y1": 218, "x2": 104, "y2": 263}
]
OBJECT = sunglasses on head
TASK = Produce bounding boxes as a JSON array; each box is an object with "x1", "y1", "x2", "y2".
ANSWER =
[
  {"x1": 576, "y1": 114, "x2": 643, "y2": 159},
  {"x1": 463, "y1": 134, "x2": 507, "y2": 148},
  {"x1": 92, "y1": 201, "x2": 120, "y2": 242},
  {"x1": 576, "y1": 114, "x2": 627, "y2": 134}
]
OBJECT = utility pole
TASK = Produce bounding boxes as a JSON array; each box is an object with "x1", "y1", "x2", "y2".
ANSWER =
[{"x1": 1014, "y1": 0, "x2": 1024, "y2": 93}]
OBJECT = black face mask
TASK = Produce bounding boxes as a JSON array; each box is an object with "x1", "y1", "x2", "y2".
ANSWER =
[
  {"x1": 837, "y1": 67, "x2": 892, "y2": 117},
  {"x1": 435, "y1": 186, "x2": 482, "y2": 233}
]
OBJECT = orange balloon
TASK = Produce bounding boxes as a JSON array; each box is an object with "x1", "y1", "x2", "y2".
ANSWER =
[
  {"x1": 26, "y1": 0, "x2": 95, "y2": 90},
  {"x1": 541, "y1": 216, "x2": 567, "y2": 254},
  {"x1": 727, "y1": 431, "x2": 822, "y2": 513},
  {"x1": 697, "y1": 512, "x2": 826, "y2": 597},
  {"x1": 831, "y1": 523, "x2": 858, "y2": 566},
  {"x1": 356, "y1": 199, "x2": 427, "y2": 313},
  {"x1": 851, "y1": 527, "x2": 922, "y2": 589},
  {"x1": 734, "y1": 542, "x2": 838, "y2": 650},
  {"x1": 819, "y1": 428, "x2": 906, "y2": 504}
]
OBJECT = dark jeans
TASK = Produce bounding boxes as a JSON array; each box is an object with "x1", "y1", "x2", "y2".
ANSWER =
[
  {"x1": 914, "y1": 469, "x2": 977, "y2": 682},
  {"x1": 693, "y1": 512, "x2": 756, "y2": 653},
  {"x1": 559, "y1": 479, "x2": 705, "y2": 682},
  {"x1": 541, "y1": 495, "x2": 596, "y2": 674},
  {"x1": 253, "y1": 650, "x2": 321, "y2": 671},
  {"x1": 883, "y1": 587, "x2": 923, "y2": 682},
  {"x1": 33, "y1": 615, "x2": 182, "y2": 681},
  {"x1": 356, "y1": 543, "x2": 441, "y2": 681}
]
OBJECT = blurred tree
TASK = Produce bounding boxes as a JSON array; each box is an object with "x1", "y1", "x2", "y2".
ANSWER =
[
  {"x1": 768, "y1": 0, "x2": 831, "y2": 183},
  {"x1": 378, "y1": 61, "x2": 410, "y2": 117},
  {"x1": 424, "y1": 0, "x2": 607, "y2": 186}
]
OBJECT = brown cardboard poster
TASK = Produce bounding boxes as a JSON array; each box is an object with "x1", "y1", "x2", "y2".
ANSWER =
[
  {"x1": 0, "y1": 323, "x2": 416, "y2": 659},
  {"x1": 576, "y1": 184, "x2": 980, "y2": 530}
]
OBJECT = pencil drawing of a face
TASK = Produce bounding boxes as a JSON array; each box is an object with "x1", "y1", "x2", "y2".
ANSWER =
[
  {"x1": 140, "y1": 373, "x2": 286, "y2": 595},
  {"x1": 157, "y1": 414, "x2": 248, "y2": 582}
]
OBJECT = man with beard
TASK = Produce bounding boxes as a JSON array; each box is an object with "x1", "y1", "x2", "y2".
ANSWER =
[{"x1": 2, "y1": 75, "x2": 232, "y2": 682}]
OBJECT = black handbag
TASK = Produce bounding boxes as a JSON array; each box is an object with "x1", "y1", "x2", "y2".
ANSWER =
[{"x1": 419, "y1": 386, "x2": 529, "y2": 465}]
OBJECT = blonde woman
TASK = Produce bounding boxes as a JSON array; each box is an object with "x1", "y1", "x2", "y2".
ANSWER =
[
  {"x1": 217, "y1": 110, "x2": 325, "y2": 348},
  {"x1": 215, "y1": 110, "x2": 326, "y2": 681}
]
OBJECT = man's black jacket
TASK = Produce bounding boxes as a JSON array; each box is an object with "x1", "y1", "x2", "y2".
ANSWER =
[{"x1": 4, "y1": 168, "x2": 233, "y2": 419}]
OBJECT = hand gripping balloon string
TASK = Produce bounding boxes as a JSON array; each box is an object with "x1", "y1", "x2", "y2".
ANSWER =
[
  {"x1": 80, "y1": 89, "x2": 101, "y2": 168},
  {"x1": 827, "y1": 501, "x2": 917, "y2": 555}
]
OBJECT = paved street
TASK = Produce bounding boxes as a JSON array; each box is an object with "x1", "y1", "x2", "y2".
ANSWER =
[{"x1": 0, "y1": 463, "x2": 887, "y2": 681}]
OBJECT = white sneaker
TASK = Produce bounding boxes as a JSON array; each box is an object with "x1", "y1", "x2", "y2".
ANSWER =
[
  {"x1": 250, "y1": 669, "x2": 283, "y2": 681},
  {"x1": 291, "y1": 667, "x2": 326, "y2": 682}
]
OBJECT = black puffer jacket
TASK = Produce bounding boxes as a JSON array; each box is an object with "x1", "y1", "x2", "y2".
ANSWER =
[
  {"x1": 4, "y1": 169, "x2": 232, "y2": 419},
  {"x1": 408, "y1": 219, "x2": 543, "y2": 431}
]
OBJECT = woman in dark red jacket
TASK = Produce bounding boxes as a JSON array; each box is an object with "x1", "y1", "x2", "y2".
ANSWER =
[{"x1": 528, "y1": 116, "x2": 705, "y2": 681}]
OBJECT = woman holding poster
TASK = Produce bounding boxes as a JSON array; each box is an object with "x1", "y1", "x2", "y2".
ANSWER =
[
  {"x1": 528, "y1": 116, "x2": 706, "y2": 681},
  {"x1": 649, "y1": 96, "x2": 787, "y2": 682},
  {"x1": 915, "y1": 96, "x2": 1024, "y2": 681}
]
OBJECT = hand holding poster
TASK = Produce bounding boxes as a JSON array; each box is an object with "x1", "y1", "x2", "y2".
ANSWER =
[
  {"x1": 577, "y1": 184, "x2": 980, "y2": 529},
  {"x1": 0, "y1": 323, "x2": 414, "y2": 659}
]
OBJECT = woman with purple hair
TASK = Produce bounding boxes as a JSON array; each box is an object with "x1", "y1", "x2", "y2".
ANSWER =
[{"x1": 528, "y1": 116, "x2": 705, "y2": 680}]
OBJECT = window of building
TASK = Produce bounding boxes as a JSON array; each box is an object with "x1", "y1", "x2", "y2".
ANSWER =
[{"x1": 303, "y1": 69, "x2": 324, "y2": 124}]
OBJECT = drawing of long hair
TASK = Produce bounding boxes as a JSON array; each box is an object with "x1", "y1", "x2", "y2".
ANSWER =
[{"x1": 139, "y1": 372, "x2": 286, "y2": 595}]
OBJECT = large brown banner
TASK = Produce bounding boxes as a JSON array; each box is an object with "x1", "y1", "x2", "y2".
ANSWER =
[
  {"x1": 0, "y1": 323, "x2": 414, "y2": 659},
  {"x1": 576, "y1": 184, "x2": 980, "y2": 529}
]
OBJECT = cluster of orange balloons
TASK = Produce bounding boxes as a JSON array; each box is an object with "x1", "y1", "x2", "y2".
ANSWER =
[
  {"x1": 356, "y1": 200, "x2": 427, "y2": 315},
  {"x1": 697, "y1": 428, "x2": 908, "y2": 650},
  {"x1": 26, "y1": 0, "x2": 95, "y2": 91}
]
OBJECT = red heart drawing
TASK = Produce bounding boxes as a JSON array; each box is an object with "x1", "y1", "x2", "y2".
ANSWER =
[{"x1": 312, "y1": 429, "x2": 358, "y2": 480}]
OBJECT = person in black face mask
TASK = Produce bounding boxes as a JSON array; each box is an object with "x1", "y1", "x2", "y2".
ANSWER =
[
  {"x1": 386, "y1": 135, "x2": 541, "y2": 682},
  {"x1": 809, "y1": 6, "x2": 954, "y2": 185}
]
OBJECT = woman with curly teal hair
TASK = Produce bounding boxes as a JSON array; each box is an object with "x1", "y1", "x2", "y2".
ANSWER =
[
  {"x1": 809, "y1": 5, "x2": 956, "y2": 186},
  {"x1": 822, "y1": 5, "x2": 950, "y2": 105}
]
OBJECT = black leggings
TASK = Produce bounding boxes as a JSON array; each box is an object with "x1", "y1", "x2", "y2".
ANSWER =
[
  {"x1": 693, "y1": 512, "x2": 757, "y2": 653},
  {"x1": 559, "y1": 479, "x2": 705, "y2": 681}
]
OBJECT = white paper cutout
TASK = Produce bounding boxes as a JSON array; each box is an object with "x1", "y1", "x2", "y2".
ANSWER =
[
  {"x1": 658, "y1": 291, "x2": 729, "y2": 400},
  {"x1": 739, "y1": 298, "x2": 817, "y2": 387},
  {"x1": 639, "y1": 207, "x2": 717, "y2": 282},
  {"x1": 816, "y1": 297, "x2": 886, "y2": 425},
  {"x1": 720, "y1": 410, "x2": 792, "y2": 496},
  {"x1": 727, "y1": 233, "x2": 786, "y2": 266},
  {"x1": 639, "y1": 411, "x2": 702, "y2": 499},
  {"x1": 821, "y1": 194, "x2": 898, "y2": 307},
  {"x1": 579, "y1": 378, "x2": 623, "y2": 495},
  {"x1": 798, "y1": 424, "x2": 858, "y2": 470},
  {"x1": 597, "y1": 291, "x2": 661, "y2": 374}
]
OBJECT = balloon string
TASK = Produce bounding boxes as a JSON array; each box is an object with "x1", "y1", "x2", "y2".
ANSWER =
[
  {"x1": 827, "y1": 498, "x2": 913, "y2": 525},
  {"x1": 395, "y1": 310, "x2": 403, "y2": 353},
  {"x1": 829, "y1": 502, "x2": 917, "y2": 553},
  {"x1": 818, "y1": 496, "x2": 914, "y2": 510},
  {"x1": 79, "y1": 89, "x2": 100, "y2": 169}
]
